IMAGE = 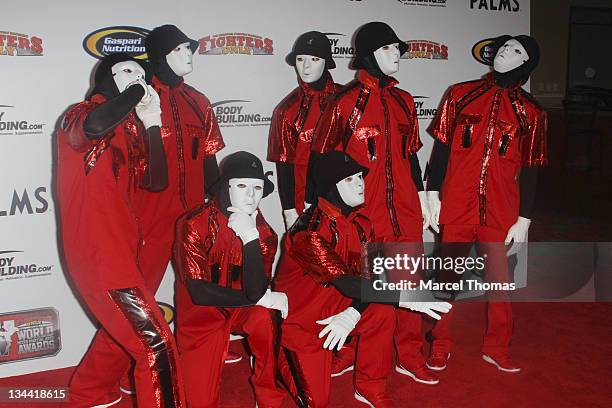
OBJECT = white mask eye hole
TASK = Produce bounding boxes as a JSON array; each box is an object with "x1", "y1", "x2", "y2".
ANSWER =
[
  {"x1": 514, "y1": 48, "x2": 522, "y2": 54},
  {"x1": 296, "y1": 56, "x2": 304, "y2": 62},
  {"x1": 123, "y1": 68, "x2": 133, "y2": 73},
  {"x1": 236, "y1": 183, "x2": 247, "y2": 188},
  {"x1": 345, "y1": 176, "x2": 353, "y2": 182},
  {"x1": 254, "y1": 185, "x2": 263, "y2": 191},
  {"x1": 382, "y1": 45, "x2": 390, "y2": 50},
  {"x1": 312, "y1": 57, "x2": 320, "y2": 61}
]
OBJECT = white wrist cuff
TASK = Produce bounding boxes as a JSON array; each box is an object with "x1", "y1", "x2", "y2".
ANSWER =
[{"x1": 240, "y1": 228, "x2": 259, "y2": 244}]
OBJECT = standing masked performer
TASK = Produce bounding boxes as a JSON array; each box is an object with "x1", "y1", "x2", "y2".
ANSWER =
[
  {"x1": 426, "y1": 35, "x2": 546, "y2": 373},
  {"x1": 310, "y1": 22, "x2": 438, "y2": 384},
  {"x1": 174, "y1": 151, "x2": 288, "y2": 408},
  {"x1": 57, "y1": 53, "x2": 185, "y2": 407},
  {"x1": 275, "y1": 151, "x2": 451, "y2": 408},
  {"x1": 137, "y1": 24, "x2": 225, "y2": 294},
  {"x1": 267, "y1": 31, "x2": 340, "y2": 230}
]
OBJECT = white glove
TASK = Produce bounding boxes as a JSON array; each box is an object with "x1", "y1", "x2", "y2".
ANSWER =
[
  {"x1": 418, "y1": 191, "x2": 431, "y2": 231},
  {"x1": 316, "y1": 307, "x2": 361, "y2": 351},
  {"x1": 399, "y1": 301, "x2": 452, "y2": 320},
  {"x1": 227, "y1": 207, "x2": 259, "y2": 244},
  {"x1": 134, "y1": 84, "x2": 162, "y2": 129},
  {"x1": 505, "y1": 216, "x2": 531, "y2": 256},
  {"x1": 256, "y1": 289, "x2": 289, "y2": 319},
  {"x1": 283, "y1": 208, "x2": 299, "y2": 230},
  {"x1": 427, "y1": 191, "x2": 441, "y2": 233}
]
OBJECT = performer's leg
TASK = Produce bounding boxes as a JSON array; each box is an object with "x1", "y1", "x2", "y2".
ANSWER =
[{"x1": 284, "y1": 347, "x2": 332, "y2": 408}]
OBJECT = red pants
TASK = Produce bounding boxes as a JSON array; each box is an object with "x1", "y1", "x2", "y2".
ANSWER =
[
  {"x1": 431, "y1": 224, "x2": 513, "y2": 355},
  {"x1": 176, "y1": 305, "x2": 285, "y2": 408},
  {"x1": 66, "y1": 286, "x2": 184, "y2": 408},
  {"x1": 284, "y1": 304, "x2": 395, "y2": 407}
]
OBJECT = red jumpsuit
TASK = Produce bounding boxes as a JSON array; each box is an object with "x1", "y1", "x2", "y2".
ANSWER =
[
  {"x1": 174, "y1": 203, "x2": 285, "y2": 408},
  {"x1": 135, "y1": 76, "x2": 225, "y2": 292},
  {"x1": 428, "y1": 73, "x2": 547, "y2": 355},
  {"x1": 267, "y1": 74, "x2": 340, "y2": 213},
  {"x1": 311, "y1": 69, "x2": 426, "y2": 368},
  {"x1": 57, "y1": 95, "x2": 185, "y2": 408},
  {"x1": 274, "y1": 198, "x2": 396, "y2": 407}
]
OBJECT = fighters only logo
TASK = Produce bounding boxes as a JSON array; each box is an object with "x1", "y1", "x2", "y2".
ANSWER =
[
  {"x1": 83, "y1": 26, "x2": 150, "y2": 59},
  {"x1": 403, "y1": 40, "x2": 448, "y2": 60},
  {"x1": 472, "y1": 37, "x2": 497, "y2": 65},
  {"x1": 0, "y1": 308, "x2": 61, "y2": 364},
  {"x1": 198, "y1": 33, "x2": 273, "y2": 55},
  {"x1": 0, "y1": 31, "x2": 43, "y2": 56}
]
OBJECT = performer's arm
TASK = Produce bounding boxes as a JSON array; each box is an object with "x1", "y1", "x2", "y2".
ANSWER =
[
  {"x1": 83, "y1": 85, "x2": 145, "y2": 138},
  {"x1": 519, "y1": 166, "x2": 537, "y2": 219},
  {"x1": 203, "y1": 155, "x2": 220, "y2": 197},
  {"x1": 427, "y1": 140, "x2": 450, "y2": 191},
  {"x1": 409, "y1": 153, "x2": 425, "y2": 191},
  {"x1": 276, "y1": 162, "x2": 296, "y2": 210}
]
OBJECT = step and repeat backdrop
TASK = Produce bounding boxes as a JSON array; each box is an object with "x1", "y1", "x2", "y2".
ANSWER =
[{"x1": 0, "y1": 0, "x2": 529, "y2": 377}]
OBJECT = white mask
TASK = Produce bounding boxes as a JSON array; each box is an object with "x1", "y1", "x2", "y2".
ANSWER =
[
  {"x1": 111, "y1": 60, "x2": 145, "y2": 93},
  {"x1": 295, "y1": 54, "x2": 326, "y2": 83},
  {"x1": 336, "y1": 172, "x2": 365, "y2": 207},
  {"x1": 228, "y1": 178, "x2": 264, "y2": 215},
  {"x1": 166, "y1": 41, "x2": 193, "y2": 77},
  {"x1": 373, "y1": 43, "x2": 400, "y2": 75},
  {"x1": 493, "y1": 39, "x2": 529, "y2": 73}
]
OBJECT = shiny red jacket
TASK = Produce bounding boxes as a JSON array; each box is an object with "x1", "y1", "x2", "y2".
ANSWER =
[
  {"x1": 56, "y1": 95, "x2": 147, "y2": 292},
  {"x1": 311, "y1": 70, "x2": 422, "y2": 240},
  {"x1": 267, "y1": 74, "x2": 340, "y2": 213},
  {"x1": 429, "y1": 73, "x2": 547, "y2": 230}
]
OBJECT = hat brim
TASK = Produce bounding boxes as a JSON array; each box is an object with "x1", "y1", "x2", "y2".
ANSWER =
[
  {"x1": 188, "y1": 38, "x2": 199, "y2": 55},
  {"x1": 351, "y1": 41, "x2": 408, "y2": 70},
  {"x1": 285, "y1": 51, "x2": 336, "y2": 70}
]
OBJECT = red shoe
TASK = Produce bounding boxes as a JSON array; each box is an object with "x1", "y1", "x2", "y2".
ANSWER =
[
  {"x1": 354, "y1": 391, "x2": 395, "y2": 408},
  {"x1": 225, "y1": 350, "x2": 243, "y2": 364},
  {"x1": 331, "y1": 354, "x2": 355, "y2": 378},
  {"x1": 395, "y1": 363, "x2": 439, "y2": 384},
  {"x1": 482, "y1": 354, "x2": 521, "y2": 373},
  {"x1": 426, "y1": 351, "x2": 450, "y2": 371}
]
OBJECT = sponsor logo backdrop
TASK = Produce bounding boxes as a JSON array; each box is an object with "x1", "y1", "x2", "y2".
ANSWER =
[{"x1": 0, "y1": 0, "x2": 529, "y2": 377}]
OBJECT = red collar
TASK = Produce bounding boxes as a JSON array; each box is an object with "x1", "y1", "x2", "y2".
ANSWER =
[
  {"x1": 152, "y1": 75, "x2": 185, "y2": 91},
  {"x1": 357, "y1": 69, "x2": 398, "y2": 91}
]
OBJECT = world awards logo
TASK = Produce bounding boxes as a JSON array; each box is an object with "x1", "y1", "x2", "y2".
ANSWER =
[
  {"x1": 0, "y1": 186, "x2": 50, "y2": 217},
  {"x1": 212, "y1": 100, "x2": 272, "y2": 127},
  {"x1": 0, "y1": 105, "x2": 44, "y2": 136},
  {"x1": 397, "y1": 0, "x2": 447, "y2": 7},
  {"x1": 0, "y1": 308, "x2": 61, "y2": 364},
  {"x1": 0, "y1": 31, "x2": 43, "y2": 56},
  {"x1": 198, "y1": 33, "x2": 273, "y2": 55},
  {"x1": 413, "y1": 96, "x2": 438, "y2": 120},
  {"x1": 472, "y1": 38, "x2": 497, "y2": 65},
  {"x1": 324, "y1": 33, "x2": 355, "y2": 59},
  {"x1": 83, "y1": 26, "x2": 149, "y2": 59},
  {"x1": 403, "y1": 41, "x2": 448, "y2": 60},
  {"x1": 0, "y1": 250, "x2": 54, "y2": 282},
  {"x1": 470, "y1": 0, "x2": 520, "y2": 12}
]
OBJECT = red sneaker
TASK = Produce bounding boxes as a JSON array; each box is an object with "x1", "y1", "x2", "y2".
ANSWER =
[
  {"x1": 331, "y1": 354, "x2": 355, "y2": 378},
  {"x1": 426, "y1": 351, "x2": 450, "y2": 371},
  {"x1": 395, "y1": 363, "x2": 439, "y2": 384},
  {"x1": 482, "y1": 354, "x2": 521, "y2": 373},
  {"x1": 354, "y1": 391, "x2": 395, "y2": 408},
  {"x1": 225, "y1": 350, "x2": 243, "y2": 364}
]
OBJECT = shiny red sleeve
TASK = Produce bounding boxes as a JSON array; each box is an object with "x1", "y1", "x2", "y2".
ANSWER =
[
  {"x1": 521, "y1": 109, "x2": 548, "y2": 166},
  {"x1": 58, "y1": 102, "x2": 97, "y2": 153},
  {"x1": 311, "y1": 100, "x2": 344, "y2": 153},
  {"x1": 289, "y1": 231, "x2": 349, "y2": 285},
  {"x1": 175, "y1": 215, "x2": 212, "y2": 281},
  {"x1": 407, "y1": 95, "x2": 423, "y2": 154},
  {"x1": 257, "y1": 215, "x2": 278, "y2": 279},
  {"x1": 428, "y1": 86, "x2": 456, "y2": 145},
  {"x1": 200, "y1": 99, "x2": 225, "y2": 157},
  {"x1": 267, "y1": 108, "x2": 297, "y2": 163}
]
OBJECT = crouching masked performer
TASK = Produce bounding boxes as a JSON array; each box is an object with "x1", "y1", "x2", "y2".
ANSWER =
[
  {"x1": 426, "y1": 35, "x2": 547, "y2": 373},
  {"x1": 174, "y1": 151, "x2": 288, "y2": 408},
  {"x1": 57, "y1": 53, "x2": 184, "y2": 408},
  {"x1": 267, "y1": 31, "x2": 340, "y2": 230},
  {"x1": 274, "y1": 151, "x2": 451, "y2": 408},
  {"x1": 310, "y1": 22, "x2": 438, "y2": 385}
]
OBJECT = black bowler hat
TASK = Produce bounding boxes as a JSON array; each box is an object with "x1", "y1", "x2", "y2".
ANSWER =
[
  {"x1": 145, "y1": 25, "x2": 199, "y2": 62},
  {"x1": 212, "y1": 151, "x2": 274, "y2": 198},
  {"x1": 286, "y1": 31, "x2": 336, "y2": 70},
  {"x1": 312, "y1": 151, "x2": 369, "y2": 197},
  {"x1": 90, "y1": 53, "x2": 151, "y2": 99},
  {"x1": 352, "y1": 22, "x2": 408, "y2": 69}
]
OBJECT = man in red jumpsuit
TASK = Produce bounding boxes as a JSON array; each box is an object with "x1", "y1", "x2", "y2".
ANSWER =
[
  {"x1": 267, "y1": 31, "x2": 340, "y2": 230},
  {"x1": 57, "y1": 53, "x2": 185, "y2": 408},
  {"x1": 174, "y1": 151, "x2": 288, "y2": 408},
  {"x1": 426, "y1": 35, "x2": 547, "y2": 373},
  {"x1": 310, "y1": 22, "x2": 437, "y2": 384},
  {"x1": 275, "y1": 151, "x2": 451, "y2": 407}
]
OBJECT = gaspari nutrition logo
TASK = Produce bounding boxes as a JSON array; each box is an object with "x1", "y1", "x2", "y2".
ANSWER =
[
  {"x1": 403, "y1": 40, "x2": 448, "y2": 60},
  {"x1": 212, "y1": 100, "x2": 271, "y2": 127},
  {"x1": 83, "y1": 26, "x2": 149, "y2": 59},
  {"x1": 413, "y1": 96, "x2": 438, "y2": 120},
  {"x1": 0, "y1": 186, "x2": 50, "y2": 217},
  {"x1": 397, "y1": 0, "x2": 447, "y2": 7},
  {"x1": 0, "y1": 250, "x2": 54, "y2": 282},
  {"x1": 470, "y1": 0, "x2": 520, "y2": 12},
  {"x1": 472, "y1": 37, "x2": 497, "y2": 65},
  {"x1": 324, "y1": 33, "x2": 355, "y2": 59},
  {"x1": 0, "y1": 308, "x2": 61, "y2": 364},
  {"x1": 0, "y1": 105, "x2": 44, "y2": 136},
  {"x1": 198, "y1": 33, "x2": 273, "y2": 55},
  {"x1": 0, "y1": 31, "x2": 43, "y2": 56}
]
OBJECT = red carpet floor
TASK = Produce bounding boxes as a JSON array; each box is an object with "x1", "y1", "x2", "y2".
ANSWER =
[{"x1": 2, "y1": 302, "x2": 611, "y2": 407}]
